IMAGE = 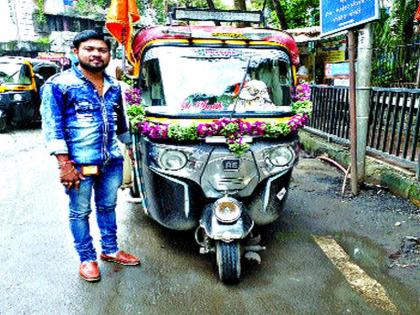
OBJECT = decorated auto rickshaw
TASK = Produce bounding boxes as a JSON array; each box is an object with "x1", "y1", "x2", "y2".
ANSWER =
[
  {"x1": 127, "y1": 8, "x2": 312, "y2": 282},
  {"x1": 0, "y1": 56, "x2": 60, "y2": 131}
]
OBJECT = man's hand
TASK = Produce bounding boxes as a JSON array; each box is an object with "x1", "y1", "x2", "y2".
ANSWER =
[{"x1": 58, "y1": 160, "x2": 85, "y2": 190}]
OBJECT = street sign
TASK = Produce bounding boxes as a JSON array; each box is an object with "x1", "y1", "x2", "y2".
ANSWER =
[{"x1": 321, "y1": 0, "x2": 380, "y2": 36}]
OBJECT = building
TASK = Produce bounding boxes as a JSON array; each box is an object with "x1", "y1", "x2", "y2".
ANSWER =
[{"x1": 0, "y1": 0, "x2": 104, "y2": 57}]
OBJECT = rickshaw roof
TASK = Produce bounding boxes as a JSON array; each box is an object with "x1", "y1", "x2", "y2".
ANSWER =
[
  {"x1": 0, "y1": 56, "x2": 32, "y2": 66},
  {"x1": 133, "y1": 25, "x2": 299, "y2": 65},
  {"x1": 0, "y1": 56, "x2": 58, "y2": 68}
]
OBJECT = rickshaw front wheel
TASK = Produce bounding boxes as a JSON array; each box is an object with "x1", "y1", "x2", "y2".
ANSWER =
[
  {"x1": 215, "y1": 240, "x2": 241, "y2": 283},
  {"x1": 0, "y1": 116, "x2": 7, "y2": 132},
  {"x1": 130, "y1": 169, "x2": 141, "y2": 198}
]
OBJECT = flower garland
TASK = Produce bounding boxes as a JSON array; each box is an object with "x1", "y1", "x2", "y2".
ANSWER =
[{"x1": 125, "y1": 83, "x2": 312, "y2": 156}]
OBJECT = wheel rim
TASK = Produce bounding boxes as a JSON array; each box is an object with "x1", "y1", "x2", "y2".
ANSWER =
[{"x1": 215, "y1": 241, "x2": 241, "y2": 283}]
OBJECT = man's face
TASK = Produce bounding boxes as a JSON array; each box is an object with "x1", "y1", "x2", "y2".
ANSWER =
[{"x1": 74, "y1": 39, "x2": 110, "y2": 73}]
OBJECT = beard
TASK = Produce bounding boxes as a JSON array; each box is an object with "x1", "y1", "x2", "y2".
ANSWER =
[{"x1": 78, "y1": 58, "x2": 109, "y2": 73}]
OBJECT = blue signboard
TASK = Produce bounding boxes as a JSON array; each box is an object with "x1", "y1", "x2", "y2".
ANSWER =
[{"x1": 321, "y1": 0, "x2": 380, "y2": 36}]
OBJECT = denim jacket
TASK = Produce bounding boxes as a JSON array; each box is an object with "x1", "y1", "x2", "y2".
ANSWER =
[{"x1": 41, "y1": 65, "x2": 132, "y2": 165}]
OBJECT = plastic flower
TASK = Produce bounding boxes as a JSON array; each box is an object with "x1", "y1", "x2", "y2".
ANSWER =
[
  {"x1": 125, "y1": 87, "x2": 142, "y2": 106},
  {"x1": 288, "y1": 114, "x2": 309, "y2": 132},
  {"x1": 292, "y1": 81, "x2": 311, "y2": 102}
]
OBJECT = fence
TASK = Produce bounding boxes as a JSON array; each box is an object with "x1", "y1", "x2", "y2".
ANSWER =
[
  {"x1": 372, "y1": 41, "x2": 420, "y2": 88},
  {"x1": 307, "y1": 85, "x2": 419, "y2": 174}
]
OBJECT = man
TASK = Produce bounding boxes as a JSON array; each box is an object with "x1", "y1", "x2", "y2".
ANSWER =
[{"x1": 41, "y1": 30, "x2": 140, "y2": 282}]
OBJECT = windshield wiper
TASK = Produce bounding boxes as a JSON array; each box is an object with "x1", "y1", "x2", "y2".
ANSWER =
[
  {"x1": 229, "y1": 57, "x2": 251, "y2": 119},
  {"x1": 0, "y1": 69, "x2": 20, "y2": 84}
]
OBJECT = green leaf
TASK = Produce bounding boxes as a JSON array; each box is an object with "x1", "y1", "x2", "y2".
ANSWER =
[{"x1": 168, "y1": 124, "x2": 199, "y2": 141}]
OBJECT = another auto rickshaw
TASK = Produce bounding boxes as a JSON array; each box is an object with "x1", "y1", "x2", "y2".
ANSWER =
[
  {"x1": 127, "y1": 8, "x2": 312, "y2": 282},
  {"x1": 0, "y1": 56, "x2": 60, "y2": 131}
]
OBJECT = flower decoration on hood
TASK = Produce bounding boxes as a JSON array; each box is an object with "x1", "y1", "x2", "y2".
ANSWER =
[{"x1": 126, "y1": 84, "x2": 313, "y2": 156}]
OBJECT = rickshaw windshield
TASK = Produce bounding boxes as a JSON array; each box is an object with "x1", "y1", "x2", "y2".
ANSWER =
[
  {"x1": 0, "y1": 62, "x2": 32, "y2": 85},
  {"x1": 140, "y1": 46, "x2": 292, "y2": 113}
]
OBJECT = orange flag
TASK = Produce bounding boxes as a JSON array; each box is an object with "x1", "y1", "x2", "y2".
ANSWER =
[
  {"x1": 105, "y1": 0, "x2": 140, "y2": 73},
  {"x1": 416, "y1": 2, "x2": 420, "y2": 21}
]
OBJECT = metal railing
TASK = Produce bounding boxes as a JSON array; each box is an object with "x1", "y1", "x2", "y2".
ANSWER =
[
  {"x1": 372, "y1": 41, "x2": 420, "y2": 88},
  {"x1": 308, "y1": 85, "x2": 419, "y2": 174},
  {"x1": 368, "y1": 88, "x2": 420, "y2": 162},
  {"x1": 308, "y1": 85, "x2": 350, "y2": 139}
]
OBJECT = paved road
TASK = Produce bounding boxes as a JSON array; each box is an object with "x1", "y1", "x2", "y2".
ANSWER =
[{"x1": 0, "y1": 128, "x2": 419, "y2": 315}]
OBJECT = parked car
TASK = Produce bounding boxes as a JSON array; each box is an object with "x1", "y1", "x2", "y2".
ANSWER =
[{"x1": 0, "y1": 56, "x2": 60, "y2": 131}]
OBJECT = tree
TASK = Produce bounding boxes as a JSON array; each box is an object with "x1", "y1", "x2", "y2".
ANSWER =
[
  {"x1": 375, "y1": 0, "x2": 418, "y2": 47},
  {"x1": 371, "y1": 0, "x2": 419, "y2": 86},
  {"x1": 247, "y1": 0, "x2": 319, "y2": 29},
  {"x1": 271, "y1": 0, "x2": 288, "y2": 29},
  {"x1": 234, "y1": 0, "x2": 246, "y2": 10},
  {"x1": 233, "y1": 0, "x2": 249, "y2": 27}
]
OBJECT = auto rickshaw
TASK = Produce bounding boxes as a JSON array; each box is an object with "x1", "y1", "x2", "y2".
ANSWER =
[
  {"x1": 127, "y1": 8, "x2": 312, "y2": 282},
  {"x1": 0, "y1": 56, "x2": 60, "y2": 131}
]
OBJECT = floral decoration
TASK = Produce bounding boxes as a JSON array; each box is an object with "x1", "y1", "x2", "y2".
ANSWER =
[
  {"x1": 292, "y1": 80, "x2": 311, "y2": 102},
  {"x1": 125, "y1": 84, "x2": 312, "y2": 156}
]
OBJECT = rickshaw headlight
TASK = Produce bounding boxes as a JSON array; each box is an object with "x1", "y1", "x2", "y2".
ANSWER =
[
  {"x1": 159, "y1": 150, "x2": 188, "y2": 170},
  {"x1": 268, "y1": 146, "x2": 294, "y2": 167},
  {"x1": 13, "y1": 94, "x2": 23, "y2": 101},
  {"x1": 213, "y1": 197, "x2": 242, "y2": 223}
]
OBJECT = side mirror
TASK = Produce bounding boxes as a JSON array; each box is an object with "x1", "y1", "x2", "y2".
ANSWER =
[{"x1": 34, "y1": 73, "x2": 44, "y2": 80}]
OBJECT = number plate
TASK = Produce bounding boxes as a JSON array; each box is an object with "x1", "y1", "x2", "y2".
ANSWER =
[{"x1": 223, "y1": 159, "x2": 240, "y2": 171}]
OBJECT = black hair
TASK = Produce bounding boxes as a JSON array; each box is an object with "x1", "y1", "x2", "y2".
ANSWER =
[{"x1": 72, "y1": 29, "x2": 111, "y2": 50}]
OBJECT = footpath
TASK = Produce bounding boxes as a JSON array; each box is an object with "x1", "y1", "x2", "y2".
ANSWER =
[{"x1": 299, "y1": 129, "x2": 420, "y2": 207}]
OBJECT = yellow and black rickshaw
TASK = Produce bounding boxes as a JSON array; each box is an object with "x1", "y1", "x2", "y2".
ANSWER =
[{"x1": 0, "y1": 56, "x2": 60, "y2": 131}]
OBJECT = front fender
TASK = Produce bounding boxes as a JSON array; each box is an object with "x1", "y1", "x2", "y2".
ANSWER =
[{"x1": 199, "y1": 203, "x2": 254, "y2": 242}]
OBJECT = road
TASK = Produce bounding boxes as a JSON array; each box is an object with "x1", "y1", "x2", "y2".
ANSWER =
[{"x1": 0, "y1": 127, "x2": 419, "y2": 315}]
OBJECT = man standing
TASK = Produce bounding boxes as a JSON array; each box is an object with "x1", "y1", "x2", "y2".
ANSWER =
[{"x1": 41, "y1": 30, "x2": 140, "y2": 282}]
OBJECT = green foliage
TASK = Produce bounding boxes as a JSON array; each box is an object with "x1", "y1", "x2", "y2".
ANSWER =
[
  {"x1": 221, "y1": 122, "x2": 239, "y2": 135},
  {"x1": 75, "y1": 0, "x2": 109, "y2": 16},
  {"x1": 121, "y1": 74, "x2": 136, "y2": 87},
  {"x1": 34, "y1": 36, "x2": 51, "y2": 45},
  {"x1": 372, "y1": 1, "x2": 418, "y2": 86},
  {"x1": 35, "y1": 0, "x2": 46, "y2": 24},
  {"x1": 292, "y1": 100, "x2": 313, "y2": 116},
  {"x1": 228, "y1": 141, "x2": 250, "y2": 157},
  {"x1": 152, "y1": 0, "x2": 166, "y2": 24},
  {"x1": 255, "y1": 0, "x2": 319, "y2": 29},
  {"x1": 263, "y1": 122, "x2": 290, "y2": 138},
  {"x1": 167, "y1": 124, "x2": 199, "y2": 141},
  {"x1": 374, "y1": 1, "x2": 417, "y2": 49},
  {"x1": 280, "y1": 0, "x2": 319, "y2": 28},
  {"x1": 127, "y1": 105, "x2": 145, "y2": 129}
]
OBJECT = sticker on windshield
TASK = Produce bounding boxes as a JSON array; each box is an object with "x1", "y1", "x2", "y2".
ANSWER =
[
  {"x1": 196, "y1": 48, "x2": 242, "y2": 59},
  {"x1": 181, "y1": 100, "x2": 223, "y2": 111}
]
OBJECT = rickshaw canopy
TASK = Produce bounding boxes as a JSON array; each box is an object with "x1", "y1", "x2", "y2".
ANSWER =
[{"x1": 133, "y1": 26, "x2": 300, "y2": 66}]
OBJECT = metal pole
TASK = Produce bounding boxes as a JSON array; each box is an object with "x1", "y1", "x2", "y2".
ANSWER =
[
  {"x1": 348, "y1": 30, "x2": 359, "y2": 195},
  {"x1": 356, "y1": 23, "x2": 373, "y2": 183},
  {"x1": 122, "y1": 28, "x2": 126, "y2": 72},
  {"x1": 416, "y1": 49, "x2": 420, "y2": 88}
]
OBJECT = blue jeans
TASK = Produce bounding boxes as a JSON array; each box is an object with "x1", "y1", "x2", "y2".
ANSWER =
[{"x1": 66, "y1": 159, "x2": 123, "y2": 262}]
